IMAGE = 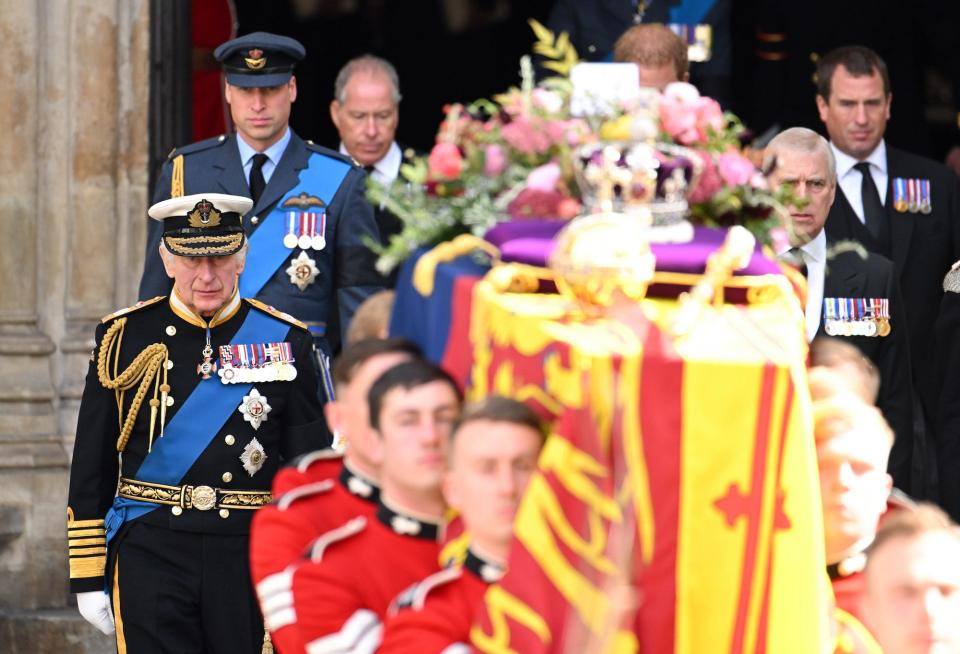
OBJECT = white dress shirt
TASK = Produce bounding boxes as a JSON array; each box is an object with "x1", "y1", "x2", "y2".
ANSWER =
[
  {"x1": 778, "y1": 229, "x2": 827, "y2": 343},
  {"x1": 236, "y1": 128, "x2": 292, "y2": 187},
  {"x1": 831, "y1": 140, "x2": 888, "y2": 224},
  {"x1": 340, "y1": 141, "x2": 402, "y2": 187}
]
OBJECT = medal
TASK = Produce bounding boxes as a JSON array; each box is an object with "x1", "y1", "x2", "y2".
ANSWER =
[
  {"x1": 238, "y1": 388, "x2": 271, "y2": 430},
  {"x1": 920, "y1": 179, "x2": 932, "y2": 214},
  {"x1": 240, "y1": 436, "x2": 268, "y2": 476},
  {"x1": 907, "y1": 179, "x2": 919, "y2": 213},
  {"x1": 198, "y1": 334, "x2": 216, "y2": 380},
  {"x1": 286, "y1": 251, "x2": 319, "y2": 291},
  {"x1": 893, "y1": 178, "x2": 908, "y2": 213},
  {"x1": 312, "y1": 211, "x2": 327, "y2": 251},
  {"x1": 283, "y1": 233, "x2": 299, "y2": 249},
  {"x1": 298, "y1": 233, "x2": 312, "y2": 250}
]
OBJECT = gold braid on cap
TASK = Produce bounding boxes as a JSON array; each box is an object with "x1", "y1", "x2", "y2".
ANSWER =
[
  {"x1": 96, "y1": 317, "x2": 170, "y2": 453},
  {"x1": 171, "y1": 154, "x2": 184, "y2": 198}
]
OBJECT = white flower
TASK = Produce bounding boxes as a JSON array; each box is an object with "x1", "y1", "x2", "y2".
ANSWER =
[{"x1": 662, "y1": 81, "x2": 701, "y2": 103}]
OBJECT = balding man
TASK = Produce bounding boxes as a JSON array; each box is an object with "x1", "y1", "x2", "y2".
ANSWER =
[
  {"x1": 767, "y1": 127, "x2": 913, "y2": 491},
  {"x1": 613, "y1": 23, "x2": 689, "y2": 90}
]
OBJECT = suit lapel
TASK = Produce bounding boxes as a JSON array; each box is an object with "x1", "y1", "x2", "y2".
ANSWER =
[
  {"x1": 252, "y1": 133, "x2": 309, "y2": 218},
  {"x1": 885, "y1": 148, "x2": 914, "y2": 272},
  {"x1": 213, "y1": 134, "x2": 250, "y2": 196}
]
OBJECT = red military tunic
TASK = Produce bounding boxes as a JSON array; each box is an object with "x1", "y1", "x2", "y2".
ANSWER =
[
  {"x1": 251, "y1": 456, "x2": 379, "y2": 653},
  {"x1": 289, "y1": 501, "x2": 443, "y2": 653},
  {"x1": 378, "y1": 549, "x2": 503, "y2": 654},
  {"x1": 271, "y1": 448, "x2": 346, "y2": 496}
]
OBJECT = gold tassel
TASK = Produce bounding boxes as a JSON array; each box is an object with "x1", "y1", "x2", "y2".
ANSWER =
[{"x1": 261, "y1": 629, "x2": 274, "y2": 654}]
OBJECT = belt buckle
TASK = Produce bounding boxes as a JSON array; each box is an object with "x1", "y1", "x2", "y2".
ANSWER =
[{"x1": 189, "y1": 485, "x2": 216, "y2": 511}]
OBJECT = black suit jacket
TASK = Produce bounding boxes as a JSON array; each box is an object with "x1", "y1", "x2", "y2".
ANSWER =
[
  {"x1": 824, "y1": 146, "x2": 960, "y2": 419},
  {"x1": 818, "y1": 244, "x2": 914, "y2": 490}
]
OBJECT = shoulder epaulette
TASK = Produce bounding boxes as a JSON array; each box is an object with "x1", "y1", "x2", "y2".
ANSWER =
[
  {"x1": 100, "y1": 296, "x2": 166, "y2": 323},
  {"x1": 304, "y1": 140, "x2": 357, "y2": 167},
  {"x1": 307, "y1": 516, "x2": 366, "y2": 562},
  {"x1": 277, "y1": 479, "x2": 335, "y2": 511},
  {"x1": 168, "y1": 134, "x2": 228, "y2": 160},
  {"x1": 945, "y1": 261, "x2": 960, "y2": 293},
  {"x1": 245, "y1": 298, "x2": 307, "y2": 329},
  {"x1": 391, "y1": 567, "x2": 462, "y2": 614},
  {"x1": 295, "y1": 448, "x2": 344, "y2": 473}
]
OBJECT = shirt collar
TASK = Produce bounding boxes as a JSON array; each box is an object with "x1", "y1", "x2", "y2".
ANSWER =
[
  {"x1": 831, "y1": 139, "x2": 887, "y2": 179},
  {"x1": 339, "y1": 461, "x2": 380, "y2": 503},
  {"x1": 236, "y1": 128, "x2": 292, "y2": 167},
  {"x1": 376, "y1": 498, "x2": 442, "y2": 541},
  {"x1": 168, "y1": 285, "x2": 241, "y2": 328},
  {"x1": 339, "y1": 141, "x2": 401, "y2": 176},
  {"x1": 777, "y1": 226, "x2": 827, "y2": 263},
  {"x1": 464, "y1": 548, "x2": 505, "y2": 583}
]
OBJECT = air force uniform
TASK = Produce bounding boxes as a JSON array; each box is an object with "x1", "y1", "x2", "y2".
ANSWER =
[
  {"x1": 138, "y1": 33, "x2": 385, "y2": 368},
  {"x1": 68, "y1": 194, "x2": 326, "y2": 653}
]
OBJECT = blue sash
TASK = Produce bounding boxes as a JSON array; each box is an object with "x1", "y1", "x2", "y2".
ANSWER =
[
  {"x1": 669, "y1": 0, "x2": 716, "y2": 23},
  {"x1": 104, "y1": 307, "x2": 289, "y2": 545},
  {"x1": 238, "y1": 154, "x2": 351, "y2": 298}
]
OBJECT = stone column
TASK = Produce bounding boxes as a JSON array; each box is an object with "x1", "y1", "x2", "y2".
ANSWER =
[{"x1": 0, "y1": 0, "x2": 149, "y2": 650}]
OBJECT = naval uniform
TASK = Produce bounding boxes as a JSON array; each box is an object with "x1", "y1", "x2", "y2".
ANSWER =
[
  {"x1": 278, "y1": 501, "x2": 443, "y2": 653},
  {"x1": 250, "y1": 457, "x2": 380, "y2": 654},
  {"x1": 378, "y1": 549, "x2": 504, "y2": 654},
  {"x1": 139, "y1": 131, "x2": 386, "y2": 365},
  {"x1": 67, "y1": 291, "x2": 325, "y2": 653}
]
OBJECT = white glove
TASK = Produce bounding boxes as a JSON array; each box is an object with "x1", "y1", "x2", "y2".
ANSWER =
[{"x1": 77, "y1": 590, "x2": 115, "y2": 635}]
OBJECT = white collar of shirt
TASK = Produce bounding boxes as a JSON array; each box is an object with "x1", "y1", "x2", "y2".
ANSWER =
[
  {"x1": 778, "y1": 229, "x2": 826, "y2": 342},
  {"x1": 236, "y1": 128, "x2": 291, "y2": 186},
  {"x1": 339, "y1": 141, "x2": 402, "y2": 186},
  {"x1": 831, "y1": 139, "x2": 888, "y2": 220}
]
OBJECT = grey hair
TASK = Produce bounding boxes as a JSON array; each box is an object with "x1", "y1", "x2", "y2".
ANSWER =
[
  {"x1": 333, "y1": 54, "x2": 402, "y2": 104},
  {"x1": 765, "y1": 127, "x2": 837, "y2": 185}
]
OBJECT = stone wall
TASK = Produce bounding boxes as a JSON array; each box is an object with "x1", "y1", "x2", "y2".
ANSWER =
[{"x1": 0, "y1": 0, "x2": 149, "y2": 650}]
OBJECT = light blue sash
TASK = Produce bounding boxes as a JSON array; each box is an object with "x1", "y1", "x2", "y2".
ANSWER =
[
  {"x1": 238, "y1": 154, "x2": 351, "y2": 297},
  {"x1": 104, "y1": 307, "x2": 288, "y2": 544}
]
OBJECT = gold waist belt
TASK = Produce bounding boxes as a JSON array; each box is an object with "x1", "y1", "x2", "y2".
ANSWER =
[{"x1": 118, "y1": 477, "x2": 271, "y2": 512}]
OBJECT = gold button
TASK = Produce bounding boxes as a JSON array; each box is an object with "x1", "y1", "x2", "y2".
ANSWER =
[
  {"x1": 171, "y1": 506, "x2": 183, "y2": 516},
  {"x1": 219, "y1": 509, "x2": 230, "y2": 519},
  {"x1": 165, "y1": 326, "x2": 176, "y2": 336},
  {"x1": 222, "y1": 472, "x2": 233, "y2": 483},
  {"x1": 166, "y1": 360, "x2": 174, "y2": 370},
  {"x1": 166, "y1": 396, "x2": 175, "y2": 407},
  {"x1": 251, "y1": 215, "x2": 259, "y2": 225},
  {"x1": 225, "y1": 435, "x2": 235, "y2": 445}
]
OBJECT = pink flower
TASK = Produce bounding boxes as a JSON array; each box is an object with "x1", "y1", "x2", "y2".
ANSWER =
[
  {"x1": 532, "y1": 88, "x2": 564, "y2": 114},
  {"x1": 526, "y1": 162, "x2": 561, "y2": 192},
  {"x1": 659, "y1": 95, "x2": 699, "y2": 145},
  {"x1": 484, "y1": 144, "x2": 507, "y2": 176},
  {"x1": 659, "y1": 82, "x2": 726, "y2": 145},
  {"x1": 428, "y1": 142, "x2": 463, "y2": 180},
  {"x1": 717, "y1": 152, "x2": 756, "y2": 187},
  {"x1": 769, "y1": 226, "x2": 791, "y2": 254},
  {"x1": 695, "y1": 97, "x2": 725, "y2": 138},
  {"x1": 688, "y1": 151, "x2": 722, "y2": 204},
  {"x1": 507, "y1": 188, "x2": 565, "y2": 219},
  {"x1": 501, "y1": 116, "x2": 552, "y2": 155}
]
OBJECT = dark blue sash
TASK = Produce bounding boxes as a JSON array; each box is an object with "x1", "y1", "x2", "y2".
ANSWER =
[
  {"x1": 104, "y1": 307, "x2": 288, "y2": 544},
  {"x1": 238, "y1": 154, "x2": 351, "y2": 298}
]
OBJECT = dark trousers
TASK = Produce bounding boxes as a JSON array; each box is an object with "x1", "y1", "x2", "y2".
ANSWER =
[{"x1": 110, "y1": 521, "x2": 263, "y2": 654}]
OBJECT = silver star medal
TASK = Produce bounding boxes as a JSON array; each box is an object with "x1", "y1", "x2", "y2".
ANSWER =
[
  {"x1": 240, "y1": 437, "x2": 267, "y2": 476},
  {"x1": 285, "y1": 251, "x2": 319, "y2": 291},
  {"x1": 238, "y1": 387, "x2": 271, "y2": 430},
  {"x1": 390, "y1": 514, "x2": 421, "y2": 536}
]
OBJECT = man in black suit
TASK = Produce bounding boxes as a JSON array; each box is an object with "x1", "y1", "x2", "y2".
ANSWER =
[
  {"x1": 816, "y1": 46, "x2": 960, "y2": 498},
  {"x1": 767, "y1": 127, "x2": 914, "y2": 492},
  {"x1": 330, "y1": 55, "x2": 411, "y2": 286},
  {"x1": 139, "y1": 33, "x2": 386, "y2": 410}
]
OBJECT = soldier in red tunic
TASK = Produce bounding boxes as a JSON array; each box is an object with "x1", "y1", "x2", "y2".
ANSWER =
[
  {"x1": 284, "y1": 359, "x2": 462, "y2": 653},
  {"x1": 249, "y1": 337, "x2": 421, "y2": 651},
  {"x1": 378, "y1": 396, "x2": 547, "y2": 654}
]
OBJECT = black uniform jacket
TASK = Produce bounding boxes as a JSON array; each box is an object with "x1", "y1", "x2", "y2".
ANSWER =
[{"x1": 67, "y1": 293, "x2": 324, "y2": 593}]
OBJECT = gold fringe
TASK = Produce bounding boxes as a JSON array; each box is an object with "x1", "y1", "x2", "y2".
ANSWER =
[
  {"x1": 96, "y1": 317, "x2": 169, "y2": 452},
  {"x1": 171, "y1": 154, "x2": 184, "y2": 198}
]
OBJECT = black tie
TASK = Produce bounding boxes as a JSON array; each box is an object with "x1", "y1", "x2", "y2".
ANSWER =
[
  {"x1": 854, "y1": 161, "x2": 889, "y2": 250},
  {"x1": 787, "y1": 247, "x2": 807, "y2": 278},
  {"x1": 249, "y1": 153, "x2": 268, "y2": 205},
  {"x1": 363, "y1": 165, "x2": 375, "y2": 176}
]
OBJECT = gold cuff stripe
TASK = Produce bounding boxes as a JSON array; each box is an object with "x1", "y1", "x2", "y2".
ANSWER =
[
  {"x1": 70, "y1": 556, "x2": 106, "y2": 579},
  {"x1": 67, "y1": 518, "x2": 105, "y2": 529},
  {"x1": 68, "y1": 528, "x2": 106, "y2": 538},
  {"x1": 165, "y1": 234, "x2": 244, "y2": 256},
  {"x1": 70, "y1": 546, "x2": 107, "y2": 556},
  {"x1": 755, "y1": 31, "x2": 786, "y2": 43},
  {"x1": 69, "y1": 537, "x2": 107, "y2": 547}
]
